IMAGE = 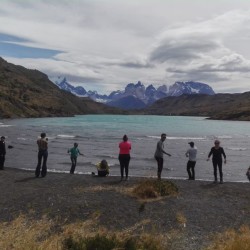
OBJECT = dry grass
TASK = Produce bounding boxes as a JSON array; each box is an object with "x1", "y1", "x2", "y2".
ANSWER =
[
  {"x1": 176, "y1": 212, "x2": 187, "y2": 227},
  {"x1": 132, "y1": 179, "x2": 178, "y2": 200},
  {"x1": 206, "y1": 225, "x2": 250, "y2": 250},
  {"x1": 0, "y1": 215, "x2": 60, "y2": 250},
  {"x1": 0, "y1": 215, "x2": 171, "y2": 250}
]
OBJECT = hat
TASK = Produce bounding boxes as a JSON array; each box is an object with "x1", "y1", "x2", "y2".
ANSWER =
[
  {"x1": 188, "y1": 141, "x2": 194, "y2": 146},
  {"x1": 1, "y1": 136, "x2": 5, "y2": 139}
]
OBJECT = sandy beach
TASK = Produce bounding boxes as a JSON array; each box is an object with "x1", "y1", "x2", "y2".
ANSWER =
[{"x1": 0, "y1": 167, "x2": 249, "y2": 250}]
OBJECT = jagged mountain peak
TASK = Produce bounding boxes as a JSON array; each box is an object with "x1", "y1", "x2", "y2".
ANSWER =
[{"x1": 51, "y1": 77, "x2": 215, "y2": 110}]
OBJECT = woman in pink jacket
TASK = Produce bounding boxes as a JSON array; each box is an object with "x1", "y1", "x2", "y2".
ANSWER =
[{"x1": 119, "y1": 135, "x2": 131, "y2": 180}]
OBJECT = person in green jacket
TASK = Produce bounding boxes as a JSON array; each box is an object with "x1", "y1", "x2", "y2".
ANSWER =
[{"x1": 68, "y1": 143, "x2": 83, "y2": 174}]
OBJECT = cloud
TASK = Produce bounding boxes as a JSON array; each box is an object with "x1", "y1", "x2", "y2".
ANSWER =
[
  {"x1": 1, "y1": 1, "x2": 250, "y2": 93},
  {"x1": 150, "y1": 39, "x2": 220, "y2": 63}
]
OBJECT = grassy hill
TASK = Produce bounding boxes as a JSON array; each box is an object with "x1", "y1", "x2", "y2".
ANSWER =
[
  {"x1": 144, "y1": 92, "x2": 250, "y2": 121},
  {"x1": 0, "y1": 57, "x2": 124, "y2": 118}
]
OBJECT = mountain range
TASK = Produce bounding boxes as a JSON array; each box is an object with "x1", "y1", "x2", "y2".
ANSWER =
[
  {"x1": 1, "y1": 57, "x2": 249, "y2": 121},
  {"x1": 52, "y1": 77, "x2": 215, "y2": 110}
]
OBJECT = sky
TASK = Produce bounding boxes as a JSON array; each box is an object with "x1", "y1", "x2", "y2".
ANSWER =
[{"x1": 1, "y1": 0, "x2": 250, "y2": 94}]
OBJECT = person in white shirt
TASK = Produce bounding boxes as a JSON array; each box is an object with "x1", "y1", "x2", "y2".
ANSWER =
[{"x1": 185, "y1": 141, "x2": 197, "y2": 180}]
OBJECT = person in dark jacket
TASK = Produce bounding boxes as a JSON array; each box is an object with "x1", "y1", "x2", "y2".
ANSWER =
[
  {"x1": 0, "y1": 136, "x2": 6, "y2": 170},
  {"x1": 0, "y1": 136, "x2": 13, "y2": 170},
  {"x1": 207, "y1": 140, "x2": 226, "y2": 184},
  {"x1": 246, "y1": 166, "x2": 250, "y2": 182}
]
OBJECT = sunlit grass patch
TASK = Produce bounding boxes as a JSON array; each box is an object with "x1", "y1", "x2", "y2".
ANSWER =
[
  {"x1": 0, "y1": 215, "x2": 59, "y2": 250},
  {"x1": 0, "y1": 215, "x2": 170, "y2": 250},
  {"x1": 206, "y1": 225, "x2": 250, "y2": 250},
  {"x1": 132, "y1": 179, "x2": 178, "y2": 200},
  {"x1": 176, "y1": 212, "x2": 187, "y2": 228}
]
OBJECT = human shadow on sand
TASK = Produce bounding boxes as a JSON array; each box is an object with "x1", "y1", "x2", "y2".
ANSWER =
[{"x1": 14, "y1": 177, "x2": 40, "y2": 183}]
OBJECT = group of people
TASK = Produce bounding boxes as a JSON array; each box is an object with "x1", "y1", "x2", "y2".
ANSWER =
[
  {"x1": 1, "y1": 132, "x2": 249, "y2": 183},
  {"x1": 154, "y1": 133, "x2": 227, "y2": 183}
]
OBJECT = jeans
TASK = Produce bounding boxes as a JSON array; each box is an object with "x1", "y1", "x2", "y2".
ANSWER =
[
  {"x1": 155, "y1": 156, "x2": 163, "y2": 179},
  {"x1": 212, "y1": 159, "x2": 223, "y2": 181},
  {"x1": 187, "y1": 160, "x2": 196, "y2": 180},
  {"x1": 0, "y1": 155, "x2": 5, "y2": 169},
  {"x1": 70, "y1": 156, "x2": 77, "y2": 174},
  {"x1": 35, "y1": 150, "x2": 48, "y2": 177}
]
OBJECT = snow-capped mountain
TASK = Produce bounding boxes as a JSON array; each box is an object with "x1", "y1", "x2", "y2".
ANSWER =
[
  {"x1": 169, "y1": 81, "x2": 215, "y2": 96},
  {"x1": 51, "y1": 77, "x2": 215, "y2": 110},
  {"x1": 53, "y1": 76, "x2": 87, "y2": 97}
]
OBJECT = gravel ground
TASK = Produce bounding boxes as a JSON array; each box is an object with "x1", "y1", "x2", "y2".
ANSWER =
[{"x1": 0, "y1": 168, "x2": 249, "y2": 250}]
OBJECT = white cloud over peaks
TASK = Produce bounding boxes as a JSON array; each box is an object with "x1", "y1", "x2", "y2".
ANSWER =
[
  {"x1": 1, "y1": 1, "x2": 250, "y2": 93},
  {"x1": 148, "y1": 9, "x2": 250, "y2": 92}
]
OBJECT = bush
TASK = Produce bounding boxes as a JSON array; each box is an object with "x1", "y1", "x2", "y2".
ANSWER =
[
  {"x1": 63, "y1": 234, "x2": 117, "y2": 250},
  {"x1": 63, "y1": 234, "x2": 165, "y2": 250},
  {"x1": 132, "y1": 179, "x2": 178, "y2": 199}
]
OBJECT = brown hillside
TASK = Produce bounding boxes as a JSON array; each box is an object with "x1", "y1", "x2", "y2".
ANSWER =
[
  {"x1": 145, "y1": 93, "x2": 250, "y2": 121},
  {"x1": 0, "y1": 57, "x2": 123, "y2": 118}
]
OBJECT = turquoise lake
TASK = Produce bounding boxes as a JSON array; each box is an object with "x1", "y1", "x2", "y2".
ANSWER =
[{"x1": 1, "y1": 115, "x2": 250, "y2": 182}]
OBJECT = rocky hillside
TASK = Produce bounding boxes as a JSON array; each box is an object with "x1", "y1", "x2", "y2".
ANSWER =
[
  {"x1": 0, "y1": 57, "x2": 124, "y2": 118},
  {"x1": 144, "y1": 92, "x2": 250, "y2": 121}
]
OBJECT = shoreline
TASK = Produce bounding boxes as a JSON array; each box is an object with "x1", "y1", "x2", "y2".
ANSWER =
[{"x1": 17, "y1": 167, "x2": 250, "y2": 184}]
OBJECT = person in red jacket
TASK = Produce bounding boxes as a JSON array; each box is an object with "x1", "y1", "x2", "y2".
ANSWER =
[{"x1": 118, "y1": 134, "x2": 131, "y2": 181}]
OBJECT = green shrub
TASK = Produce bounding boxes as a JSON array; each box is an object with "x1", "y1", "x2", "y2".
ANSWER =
[
  {"x1": 63, "y1": 234, "x2": 117, "y2": 250},
  {"x1": 63, "y1": 234, "x2": 165, "y2": 250}
]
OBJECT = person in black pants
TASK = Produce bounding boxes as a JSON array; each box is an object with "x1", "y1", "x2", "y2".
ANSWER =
[
  {"x1": 118, "y1": 135, "x2": 131, "y2": 181},
  {"x1": 0, "y1": 136, "x2": 13, "y2": 170},
  {"x1": 35, "y1": 133, "x2": 48, "y2": 178},
  {"x1": 0, "y1": 136, "x2": 6, "y2": 170},
  {"x1": 207, "y1": 140, "x2": 226, "y2": 184}
]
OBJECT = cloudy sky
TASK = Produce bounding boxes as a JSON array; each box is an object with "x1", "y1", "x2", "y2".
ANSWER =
[{"x1": 1, "y1": 0, "x2": 250, "y2": 94}]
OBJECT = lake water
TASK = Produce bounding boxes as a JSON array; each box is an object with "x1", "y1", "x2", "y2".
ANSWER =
[{"x1": 0, "y1": 115, "x2": 250, "y2": 182}]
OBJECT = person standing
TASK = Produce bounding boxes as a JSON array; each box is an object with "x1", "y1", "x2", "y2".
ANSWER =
[
  {"x1": 185, "y1": 141, "x2": 197, "y2": 180},
  {"x1": 35, "y1": 133, "x2": 48, "y2": 178},
  {"x1": 0, "y1": 136, "x2": 6, "y2": 170},
  {"x1": 207, "y1": 140, "x2": 226, "y2": 184},
  {"x1": 68, "y1": 143, "x2": 83, "y2": 174},
  {"x1": 154, "y1": 133, "x2": 171, "y2": 180},
  {"x1": 246, "y1": 166, "x2": 250, "y2": 182},
  {"x1": 119, "y1": 135, "x2": 131, "y2": 180},
  {"x1": 0, "y1": 136, "x2": 13, "y2": 170}
]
